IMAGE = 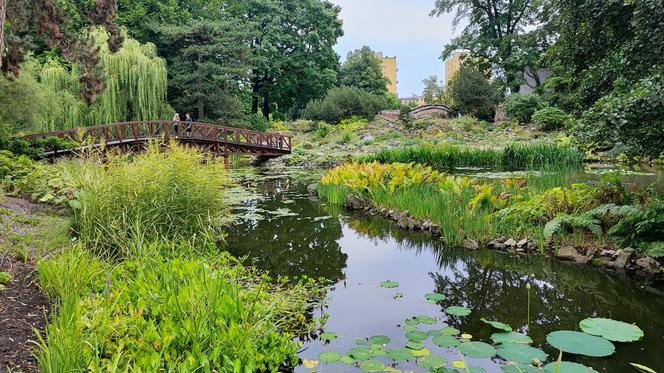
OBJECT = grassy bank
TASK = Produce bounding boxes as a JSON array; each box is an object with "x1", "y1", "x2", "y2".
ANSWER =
[
  {"x1": 319, "y1": 162, "x2": 664, "y2": 260},
  {"x1": 355, "y1": 143, "x2": 584, "y2": 170},
  {"x1": 0, "y1": 143, "x2": 324, "y2": 371}
]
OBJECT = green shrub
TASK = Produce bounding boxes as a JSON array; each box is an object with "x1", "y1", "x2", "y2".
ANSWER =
[
  {"x1": 532, "y1": 107, "x2": 572, "y2": 131},
  {"x1": 315, "y1": 122, "x2": 332, "y2": 139},
  {"x1": 339, "y1": 131, "x2": 354, "y2": 144},
  {"x1": 447, "y1": 66, "x2": 501, "y2": 120},
  {"x1": 304, "y1": 86, "x2": 387, "y2": 124},
  {"x1": 37, "y1": 250, "x2": 322, "y2": 372},
  {"x1": 71, "y1": 143, "x2": 229, "y2": 258},
  {"x1": 249, "y1": 115, "x2": 270, "y2": 132},
  {"x1": 502, "y1": 94, "x2": 545, "y2": 123},
  {"x1": 608, "y1": 200, "x2": 664, "y2": 253}
]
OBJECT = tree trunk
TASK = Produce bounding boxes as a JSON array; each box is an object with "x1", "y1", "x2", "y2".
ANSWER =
[
  {"x1": 0, "y1": 0, "x2": 6, "y2": 71},
  {"x1": 262, "y1": 91, "x2": 270, "y2": 119},
  {"x1": 251, "y1": 79, "x2": 260, "y2": 114},
  {"x1": 197, "y1": 96, "x2": 204, "y2": 121}
]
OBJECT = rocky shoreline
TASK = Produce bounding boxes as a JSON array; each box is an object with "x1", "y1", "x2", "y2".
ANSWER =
[{"x1": 320, "y1": 188, "x2": 663, "y2": 279}]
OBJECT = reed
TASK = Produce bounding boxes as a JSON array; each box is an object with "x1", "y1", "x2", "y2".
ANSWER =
[{"x1": 355, "y1": 143, "x2": 584, "y2": 170}]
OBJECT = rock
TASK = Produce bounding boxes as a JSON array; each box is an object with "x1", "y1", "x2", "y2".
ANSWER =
[
  {"x1": 556, "y1": 246, "x2": 580, "y2": 261},
  {"x1": 517, "y1": 239, "x2": 528, "y2": 248},
  {"x1": 361, "y1": 135, "x2": 375, "y2": 144},
  {"x1": 487, "y1": 239, "x2": 506, "y2": 251},
  {"x1": 613, "y1": 248, "x2": 635, "y2": 269},
  {"x1": 345, "y1": 195, "x2": 366, "y2": 210},
  {"x1": 307, "y1": 183, "x2": 318, "y2": 197},
  {"x1": 430, "y1": 224, "x2": 441, "y2": 236},
  {"x1": 599, "y1": 249, "x2": 616, "y2": 257},
  {"x1": 592, "y1": 257, "x2": 613, "y2": 268},
  {"x1": 463, "y1": 239, "x2": 480, "y2": 251},
  {"x1": 635, "y1": 257, "x2": 660, "y2": 275},
  {"x1": 504, "y1": 238, "x2": 517, "y2": 248}
]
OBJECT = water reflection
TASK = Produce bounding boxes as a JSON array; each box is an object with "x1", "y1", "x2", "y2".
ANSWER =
[{"x1": 225, "y1": 169, "x2": 664, "y2": 373}]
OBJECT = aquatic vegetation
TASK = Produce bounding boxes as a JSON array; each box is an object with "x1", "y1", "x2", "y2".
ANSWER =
[
  {"x1": 579, "y1": 318, "x2": 644, "y2": 343},
  {"x1": 546, "y1": 331, "x2": 616, "y2": 357},
  {"x1": 380, "y1": 280, "x2": 400, "y2": 288},
  {"x1": 355, "y1": 143, "x2": 584, "y2": 170}
]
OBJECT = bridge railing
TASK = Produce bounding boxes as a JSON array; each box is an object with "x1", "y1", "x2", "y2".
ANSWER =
[{"x1": 23, "y1": 120, "x2": 292, "y2": 154}]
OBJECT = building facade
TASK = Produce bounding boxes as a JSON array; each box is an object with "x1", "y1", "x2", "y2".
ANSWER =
[
  {"x1": 375, "y1": 52, "x2": 398, "y2": 95},
  {"x1": 399, "y1": 95, "x2": 425, "y2": 107},
  {"x1": 444, "y1": 51, "x2": 468, "y2": 85}
]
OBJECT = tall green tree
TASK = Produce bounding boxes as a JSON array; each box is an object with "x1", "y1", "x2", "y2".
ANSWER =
[
  {"x1": 422, "y1": 75, "x2": 446, "y2": 104},
  {"x1": 1, "y1": 0, "x2": 123, "y2": 103},
  {"x1": 338, "y1": 46, "x2": 389, "y2": 96},
  {"x1": 431, "y1": 0, "x2": 550, "y2": 92},
  {"x1": 226, "y1": 0, "x2": 343, "y2": 119},
  {"x1": 153, "y1": 19, "x2": 253, "y2": 122},
  {"x1": 447, "y1": 66, "x2": 501, "y2": 120}
]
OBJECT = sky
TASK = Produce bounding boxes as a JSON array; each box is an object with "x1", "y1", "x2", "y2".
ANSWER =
[{"x1": 329, "y1": 0, "x2": 458, "y2": 98}]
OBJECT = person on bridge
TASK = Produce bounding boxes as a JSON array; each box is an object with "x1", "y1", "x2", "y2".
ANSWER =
[
  {"x1": 184, "y1": 113, "x2": 193, "y2": 135},
  {"x1": 172, "y1": 113, "x2": 181, "y2": 137}
]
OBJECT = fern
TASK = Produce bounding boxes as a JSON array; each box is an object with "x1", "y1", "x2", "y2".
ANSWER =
[
  {"x1": 587, "y1": 203, "x2": 642, "y2": 218},
  {"x1": 544, "y1": 213, "x2": 602, "y2": 240},
  {"x1": 643, "y1": 242, "x2": 664, "y2": 258}
]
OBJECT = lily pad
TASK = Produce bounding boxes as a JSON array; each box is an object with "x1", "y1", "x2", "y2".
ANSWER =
[
  {"x1": 501, "y1": 363, "x2": 542, "y2": 373},
  {"x1": 579, "y1": 318, "x2": 644, "y2": 342},
  {"x1": 481, "y1": 318, "x2": 513, "y2": 332},
  {"x1": 406, "y1": 341, "x2": 425, "y2": 350},
  {"x1": 380, "y1": 280, "x2": 400, "y2": 288},
  {"x1": 412, "y1": 348, "x2": 431, "y2": 357},
  {"x1": 356, "y1": 338, "x2": 370, "y2": 346},
  {"x1": 416, "y1": 315, "x2": 438, "y2": 325},
  {"x1": 491, "y1": 332, "x2": 533, "y2": 345},
  {"x1": 340, "y1": 355, "x2": 355, "y2": 364},
  {"x1": 360, "y1": 359, "x2": 385, "y2": 372},
  {"x1": 417, "y1": 355, "x2": 447, "y2": 370},
  {"x1": 319, "y1": 351, "x2": 342, "y2": 363},
  {"x1": 404, "y1": 325, "x2": 418, "y2": 332},
  {"x1": 405, "y1": 318, "x2": 420, "y2": 326},
  {"x1": 441, "y1": 326, "x2": 461, "y2": 335},
  {"x1": 446, "y1": 306, "x2": 472, "y2": 316},
  {"x1": 387, "y1": 348, "x2": 414, "y2": 362},
  {"x1": 320, "y1": 332, "x2": 337, "y2": 341},
  {"x1": 453, "y1": 360, "x2": 466, "y2": 369},
  {"x1": 425, "y1": 293, "x2": 447, "y2": 303},
  {"x1": 546, "y1": 331, "x2": 615, "y2": 357},
  {"x1": 406, "y1": 330, "x2": 429, "y2": 341},
  {"x1": 457, "y1": 341, "x2": 496, "y2": 358},
  {"x1": 349, "y1": 347, "x2": 372, "y2": 361},
  {"x1": 370, "y1": 345, "x2": 387, "y2": 356},
  {"x1": 497, "y1": 343, "x2": 548, "y2": 364},
  {"x1": 544, "y1": 362, "x2": 599, "y2": 373},
  {"x1": 369, "y1": 335, "x2": 391, "y2": 345},
  {"x1": 432, "y1": 335, "x2": 460, "y2": 348}
]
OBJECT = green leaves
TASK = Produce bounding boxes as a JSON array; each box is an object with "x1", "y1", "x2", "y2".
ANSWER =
[
  {"x1": 432, "y1": 335, "x2": 460, "y2": 348},
  {"x1": 481, "y1": 318, "x2": 512, "y2": 332},
  {"x1": 457, "y1": 341, "x2": 497, "y2": 358},
  {"x1": 425, "y1": 292, "x2": 447, "y2": 303},
  {"x1": 380, "y1": 280, "x2": 400, "y2": 289},
  {"x1": 406, "y1": 330, "x2": 429, "y2": 342},
  {"x1": 319, "y1": 332, "x2": 337, "y2": 341},
  {"x1": 446, "y1": 306, "x2": 472, "y2": 316},
  {"x1": 417, "y1": 355, "x2": 447, "y2": 370},
  {"x1": 543, "y1": 362, "x2": 598, "y2": 373},
  {"x1": 359, "y1": 359, "x2": 385, "y2": 372},
  {"x1": 491, "y1": 332, "x2": 533, "y2": 345},
  {"x1": 319, "y1": 351, "x2": 341, "y2": 363},
  {"x1": 579, "y1": 318, "x2": 644, "y2": 343},
  {"x1": 496, "y1": 343, "x2": 548, "y2": 364},
  {"x1": 546, "y1": 331, "x2": 615, "y2": 357}
]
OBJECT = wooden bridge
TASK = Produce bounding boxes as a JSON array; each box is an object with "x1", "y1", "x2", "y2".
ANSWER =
[{"x1": 23, "y1": 120, "x2": 292, "y2": 161}]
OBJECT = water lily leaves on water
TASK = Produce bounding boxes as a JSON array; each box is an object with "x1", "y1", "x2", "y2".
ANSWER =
[
  {"x1": 469, "y1": 367, "x2": 487, "y2": 373},
  {"x1": 481, "y1": 318, "x2": 513, "y2": 332},
  {"x1": 319, "y1": 351, "x2": 342, "y2": 363},
  {"x1": 496, "y1": 343, "x2": 548, "y2": 364},
  {"x1": 446, "y1": 306, "x2": 472, "y2": 316},
  {"x1": 457, "y1": 341, "x2": 497, "y2": 358},
  {"x1": 405, "y1": 318, "x2": 420, "y2": 326},
  {"x1": 340, "y1": 355, "x2": 355, "y2": 364},
  {"x1": 452, "y1": 360, "x2": 466, "y2": 369},
  {"x1": 441, "y1": 326, "x2": 461, "y2": 335},
  {"x1": 360, "y1": 359, "x2": 386, "y2": 372},
  {"x1": 380, "y1": 280, "x2": 400, "y2": 288},
  {"x1": 404, "y1": 325, "x2": 418, "y2": 332},
  {"x1": 425, "y1": 293, "x2": 447, "y2": 303},
  {"x1": 406, "y1": 330, "x2": 429, "y2": 341},
  {"x1": 417, "y1": 355, "x2": 447, "y2": 370},
  {"x1": 369, "y1": 335, "x2": 391, "y2": 345},
  {"x1": 356, "y1": 338, "x2": 371, "y2": 346},
  {"x1": 491, "y1": 332, "x2": 533, "y2": 345},
  {"x1": 630, "y1": 363, "x2": 658, "y2": 373},
  {"x1": 387, "y1": 348, "x2": 415, "y2": 362},
  {"x1": 543, "y1": 361, "x2": 599, "y2": 373},
  {"x1": 302, "y1": 359, "x2": 318, "y2": 369},
  {"x1": 349, "y1": 347, "x2": 373, "y2": 361},
  {"x1": 579, "y1": 318, "x2": 644, "y2": 343},
  {"x1": 546, "y1": 331, "x2": 615, "y2": 357},
  {"x1": 369, "y1": 345, "x2": 387, "y2": 356},
  {"x1": 319, "y1": 332, "x2": 337, "y2": 341},
  {"x1": 461, "y1": 333, "x2": 473, "y2": 340},
  {"x1": 433, "y1": 335, "x2": 460, "y2": 348},
  {"x1": 406, "y1": 341, "x2": 425, "y2": 350},
  {"x1": 416, "y1": 315, "x2": 438, "y2": 325},
  {"x1": 394, "y1": 292, "x2": 404, "y2": 299},
  {"x1": 428, "y1": 329, "x2": 443, "y2": 337},
  {"x1": 501, "y1": 363, "x2": 542, "y2": 373},
  {"x1": 411, "y1": 348, "x2": 431, "y2": 357}
]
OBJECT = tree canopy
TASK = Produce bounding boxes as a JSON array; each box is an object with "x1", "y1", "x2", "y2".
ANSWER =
[
  {"x1": 448, "y1": 66, "x2": 501, "y2": 120},
  {"x1": 422, "y1": 76, "x2": 446, "y2": 105},
  {"x1": 338, "y1": 46, "x2": 389, "y2": 96}
]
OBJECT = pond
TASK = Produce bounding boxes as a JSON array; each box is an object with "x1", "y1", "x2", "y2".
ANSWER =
[{"x1": 224, "y1": 167, "x2": 664, "y2": 373}]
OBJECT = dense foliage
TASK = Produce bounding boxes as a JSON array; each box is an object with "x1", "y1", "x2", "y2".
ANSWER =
[
  {"x1": 304, "y1": 87, "x2": 387, "y2": 124},
  {"x1": 502, "y1": 94, "x2": 545, "y2": 124},
  {"x1": 532, "y1": 107, "x2": 572, "y2": 131},
  {"x1": 338, "y1": 47, "x2": 389, "y2": 96},
  {"x1": 447, "y1": 66, "x2": 501, "y2": 120}
]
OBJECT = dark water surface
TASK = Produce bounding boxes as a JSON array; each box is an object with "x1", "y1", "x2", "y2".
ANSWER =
[{"x1": 224, "y1": 168, "x2": 664, "y2": 373}]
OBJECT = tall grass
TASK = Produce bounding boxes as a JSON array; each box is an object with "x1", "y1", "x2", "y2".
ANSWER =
[
  {"x1": 356, "y1": 143, "x2": 584, "y2": 170},
  {"x1": 71, "y1": 142, "x2": 230, "y2": 258}
]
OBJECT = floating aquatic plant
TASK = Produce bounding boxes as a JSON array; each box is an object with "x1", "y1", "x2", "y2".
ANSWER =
[
  {"x1": 380, "y1": 280, "x2": 400, "y2": 288},
  {"x1": 491, "y1": 332, "x2": 533, "y2": 345},
  {"x1": 446, "y1": 306, "x2": 472, "y2": 316},
  {"x1": 457, "y1": 341, "x2": 497, "y2": 358},
  {"x1": 579, "y1": 318, "x2": 644, "y2": 343},
  {"x1": 417, "y1": 355, "x2": 447, "y2": 370},
  {"x1": 319, "y1": 332, "x2": 337, "y2": 341},
  {"x1": 319, "y1": 351, "x2": 341, "y2": 363},
  {"x1": 496, "y1": 343, "x2": 548, "y2": 364},
  {"x1": 481, "y1": 318, "x2": 513, "y2": 332},
  {"x1": 546, "y1": 331, "x2": 615, "y2": 357}
]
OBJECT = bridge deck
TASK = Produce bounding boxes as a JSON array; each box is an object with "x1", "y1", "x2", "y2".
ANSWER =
[{"x1": 24, "y1": 121, "x2": 292, "y2": 158}]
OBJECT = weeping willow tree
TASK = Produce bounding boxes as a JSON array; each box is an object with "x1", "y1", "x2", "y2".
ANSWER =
[{"x1": 37, "y1": 28, "x2": 170, "y2": 131}]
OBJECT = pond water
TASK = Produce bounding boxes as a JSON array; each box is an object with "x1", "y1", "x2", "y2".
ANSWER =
[{"x1": 224, "y1": 167, "x2": 664, "y2": 373}]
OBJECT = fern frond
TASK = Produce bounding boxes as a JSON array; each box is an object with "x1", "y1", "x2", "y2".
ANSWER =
[
  {"x1": 544, "y1": 213, "x2": 602, "y2": 240},
  {"x1": 643, "y1": 242, "x2": 664, "y2": 258},
  {"x1": 587, "y1": 204, "x2": 642, "y2": 218}
]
